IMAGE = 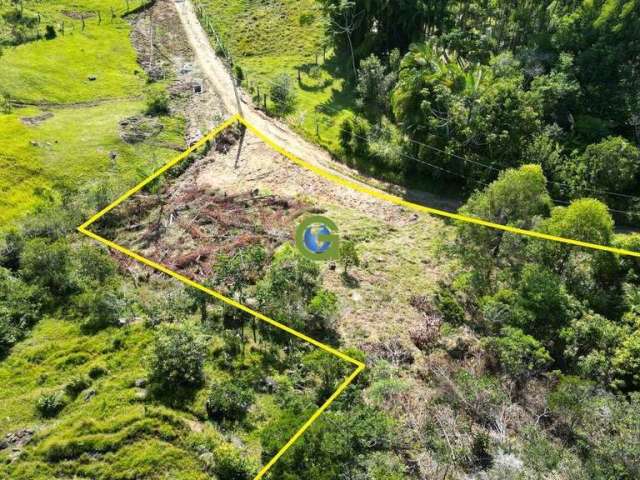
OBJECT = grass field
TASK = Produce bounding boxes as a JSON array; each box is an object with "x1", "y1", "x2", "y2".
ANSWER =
[
  {"x1": 0, "y1": 286, "x2": 293, "y2": 479},
  {"x1": 0, "y1": 0, "x2": 183, "y2": 227},
  {"x1": 195, "y1": 0, "x2": 357, "y2": 155}
]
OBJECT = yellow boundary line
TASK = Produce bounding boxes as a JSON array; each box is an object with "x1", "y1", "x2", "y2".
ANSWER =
[
  {"x1": 78, "y1": 113, "x2": 363, "y2": 480},
  {"x1": 78, "y1": 113, "x2": 640, "y2": 479},
  {"x1": 237, "y1": 116, "x2": 640, "y2": 258}
]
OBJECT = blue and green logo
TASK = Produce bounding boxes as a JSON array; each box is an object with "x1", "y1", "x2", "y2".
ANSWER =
[{"x1": 295, "y1": 215, "x2": 340, "y2": 260}]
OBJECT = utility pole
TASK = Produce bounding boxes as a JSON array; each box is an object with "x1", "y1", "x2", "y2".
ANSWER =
[{"x1": 149, "y1": 9, "x2": 154, "y2": 71}]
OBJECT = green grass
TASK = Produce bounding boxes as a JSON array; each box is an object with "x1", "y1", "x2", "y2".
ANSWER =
[
  {"x1": 0, "y1": 101, "x2": 184, "y2": 226},
  {"x1": 0, "y1": 305, "x2": 299, "y2": 478},
  {"x1": 195, "y1": 0, "x2": 357, "y2": 155},
  {"x1": 0, "y1": 316, "x2": 209, "y2": 478},
  {"x1": 0, "y1": 27, "x2": 146, "y2": 104},
  {"x1": 0, "y1": 0, "x2": 185, "y2": 227}
]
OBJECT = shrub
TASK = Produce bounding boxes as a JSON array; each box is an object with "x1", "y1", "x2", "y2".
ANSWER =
[
  {"x1": 36, "y1": 391, "x2": 67, "y2": 418},
  {"x1": 145, "y1": 91, "x2": 170, "y2": 116},
  {"x1": 44, "y1": 25, "x2": 56, "y2": 40},
  {"x1": 19, "y1": 238, "x2": 75, "y2": 300},
  {"x1": 435, "y1": 288, "x2": 465, "y2": 325},
  {"x1": 88, "y1": 364, "x2": 108, "y2": 379},
  {"x1": 74, "y1": 283, "x2": 126, "y2": 333},
  {"x1": 299, "y1": 12, "x2": 315, "y2": 26},
  {"x1": 0, "y1": 91, "x2": 12, "y2": 114},
  {"x1": 212, "y1": 444, "x2": 255, "y2": 480},
  {"x1": 206, "y1": 381, "x2": 255, "y2": 422},
  {"x1": 351, "y1": 116, "x2": 371, "y2": 158},
  {"x1": 269, "y1": 73, "x2": 295, "y2": 115},
  {"x1": 339, "y1": 240, "x2": 360, "y2": 274},
  {"x1": 306, "y1": 289, "x2": 338, "y2": 334},
  {"x1": 485, "y1": 327, "x2": 552, "y2": 384},
  {"x1": 65, "y1": 376, "x2": 92, "y2": 398},
  {"x1": 149, "y1": 323, "x2": 206, "y2": 392},
  {"x1": 0, "y1": 317, "x2": 18, "y2": 358},
  {"x1": 339, "y1": 118, "x2": 353, "y2": 155},
  {"x1": 233, "y1": 65, "x2": 244, "y2": 84}
]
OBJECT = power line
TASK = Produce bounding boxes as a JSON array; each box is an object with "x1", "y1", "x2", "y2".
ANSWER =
[
  {"x1": 244, "y1": 70, "x2": 640, "y2": 203},
  {"x1": 290, "y1": 103, "x2": 638, "y2": 217}
]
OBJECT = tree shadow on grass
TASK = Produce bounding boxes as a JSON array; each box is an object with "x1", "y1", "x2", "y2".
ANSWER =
[
  {"x1": 149, "y1": 382, "x2": 201, "y2": 409},
  {"x1": 341, "y1": 271, "x2": 360, "y2": 289}
]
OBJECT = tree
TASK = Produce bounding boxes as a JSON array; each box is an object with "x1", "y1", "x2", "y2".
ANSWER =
[
  {"x1": 515, "y1": 263, "x2": 573, "y2": 345},
  {"x1": 269, "y1": 73, "x2": 296, "y2": 115},
  {"x1": 307, "y1": 289, "x2": 339, "y2": 336},
  {"x1": 562, "y1": 137, "x2": 640, "y2": 202},
  {"x1": 149, "y1": 323, "x2": 206, "y2": 394},
  {"x1": 456, "y1": 165, "x2": 553, "y2": 284},
  {"x1": 530, "y1": 199, "x2": 618, "y2": 312},
  {"x1": 548, "y1": 375, "x2": 596, "y2": 433},
  {"x1": 612, "y1": 329, "x2": 640, "y2": 391},
  {"x1": 215, "y1": 245, "x2": 267, "y2": 302},
  {"x1": 206, "y1": 380, "x2": 255, "y2": 422},
  {"x1": 485, "y1": 326, "x2": 552, "y2": 387},
  {"x1": 215, "y1": 245, "x2": 267, "y2": 343},
  {"x1": 320, "y1": 0, "x2": 361, "y2": 79},
  {"x1": 392, "y1": 44, "x2": 544, "y2": 186},
  {"x1": 339, "y1": 240, "x2": 360, "y2": 274},
  {"x1": 339, "y1": 117, "x2": 354, "y2": 155},
  {"x1": 560, "y1": 312, "x2": 626, "y2": 384},
  {"x1": 356, "y1": 54, "x2": 395, "y2": 117}
]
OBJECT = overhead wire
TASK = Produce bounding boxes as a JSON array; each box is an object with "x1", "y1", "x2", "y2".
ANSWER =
[{"x1": 244, "y1": 70, "x2": 640, "y2": 205}]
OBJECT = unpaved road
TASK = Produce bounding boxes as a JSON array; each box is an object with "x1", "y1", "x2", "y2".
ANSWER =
[
  {"x1": 172, "y1": 0, "x2": 461, "y2": 212},
  {"x1": 174, "y1": 0, "x2": 349, "y2": 169}
]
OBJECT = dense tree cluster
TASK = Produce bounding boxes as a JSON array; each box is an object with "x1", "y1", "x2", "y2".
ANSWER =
[
  {"x1": 322, "y1": 0, "x2": 640, "y2": 222},
  {"x1": 433, "y1": 164, "x2": 640, "y2": 477}
]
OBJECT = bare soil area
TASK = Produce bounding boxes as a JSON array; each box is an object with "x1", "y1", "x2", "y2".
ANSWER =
[{"x1": 98, "y1": 126, "x2": 452, "y2": 355}]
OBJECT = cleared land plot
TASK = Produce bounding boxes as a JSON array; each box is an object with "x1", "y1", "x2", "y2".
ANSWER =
[{"x1": 91, "y1": 122, "x2": 450, "y2": 350}]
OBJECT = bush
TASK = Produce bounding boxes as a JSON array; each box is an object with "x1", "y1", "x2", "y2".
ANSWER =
[
  {"x1": 44, "y1": 25, "x2": 56, "y2": 40},
  {"x1": 269, "y1": 73, "x2": 296, "y2": 115},
  {"x1": 351, "y1": 116, "x2": 371, "y2": 158},
  {"x1": 65, "y1": 376, "x2": 92, "y2": 398},
  {"x1": 74, "y1": 283, "x2": 126, "y2": 333},
  {"x1": 206, "y1": 381, "x2": 255, "y2": 422},
  {"x1": 339, "y1": 240, "x2": 360, "y2": 274},
  {"x1": 339, "y1": 118, "x2": 353, "y2": 155},
  {"x1": 233, "y1": 65, "x2": 244, "y2": 84},
  {"x1": 145, "y1": 91, "x2": 170, "y2": 116},
  {"x1": 485, "y1": 327, "x2": 552, "y2": 384},
  {"x1": 0, "y1": 317, "x2": 19, "y2": 358},
  {"x1": 149, "y1": 323, "x2": 206, "y2": 393},
  {"x1": 88, "y1": 364, "x2": 108, "y2": 379},
  {"x1": 19, "y1": 238, "x2": 75, "y2": 300},
  {"x1": 306, "y1": 289, "x2": 339, "y2": 335},
  {"x1": 212, "y1": 444, "x2": 256, "y2": 480},
  {"x1": 36, "y1": 391, "x2": 67, "y2": 418},
  {"x1": 435, "y1": 287, "x2": 465, "y2": 325}
]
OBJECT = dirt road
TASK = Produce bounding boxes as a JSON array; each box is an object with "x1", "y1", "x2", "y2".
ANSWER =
[
  {"x1": 174, "y1": 0, "x2": 345, "y2": 167},
  {"x1": 172, "y1": 0, "x2": 461, "y2": 212}
]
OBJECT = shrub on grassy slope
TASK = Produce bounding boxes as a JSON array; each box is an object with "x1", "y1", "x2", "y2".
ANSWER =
[
  {"x1": 206, "y1": 380, "x2": 255, "y2": 423},
  {"x1": 149, "y1": 323, "x2": 207, "y2": 394}
]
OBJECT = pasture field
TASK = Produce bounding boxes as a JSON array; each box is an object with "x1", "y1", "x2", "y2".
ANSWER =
[
  {"x1": 0, "y1": 0, "x2": 183, "y2": 226},
  {"x1": 195, "y1": 0, "x2": 356, "y2": 155}
]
